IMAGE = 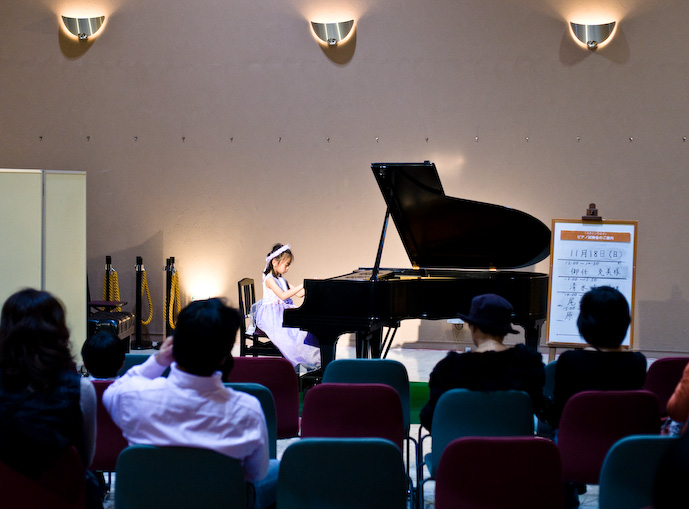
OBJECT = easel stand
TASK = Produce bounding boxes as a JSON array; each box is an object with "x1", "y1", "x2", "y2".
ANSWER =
[{"x1": 545, "y1": 203, "x2": 638, "y2": 353}]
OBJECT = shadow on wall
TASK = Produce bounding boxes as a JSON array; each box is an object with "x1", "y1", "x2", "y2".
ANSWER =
[
  {"x1": 558, "y1": 26, "x2": 630, "y2": 66},
  {"x1": 638, "y1": 285, "x2": 689, "y2": 354},
  {"x1": 318, "y1": 29, "x2": 356, "y2": 65}
]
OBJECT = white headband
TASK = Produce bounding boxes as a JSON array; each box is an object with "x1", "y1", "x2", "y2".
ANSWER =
[{"x1": 265, "y1": 244, "x2": 291, "y2": 271}]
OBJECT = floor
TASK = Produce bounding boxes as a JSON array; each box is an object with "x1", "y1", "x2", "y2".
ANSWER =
[{"x1": 102, "y1": 343, "x2": 599, "y2": 508}]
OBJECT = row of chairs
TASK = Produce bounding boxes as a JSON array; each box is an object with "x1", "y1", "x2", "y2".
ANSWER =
[
  {"x1": 115, "y1": 353, "x2": 686, "y2": 508},
  {"x1": 115, "y1": 436, "x2": 408, "y2": 509},
  {"x1": 427, "y1": 388, "x2": 663, "y2": 509}
]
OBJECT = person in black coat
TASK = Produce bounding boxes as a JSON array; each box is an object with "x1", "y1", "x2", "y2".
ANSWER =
[{"x1": 420, "y1": 293, "x2": 545, "y2": 432}]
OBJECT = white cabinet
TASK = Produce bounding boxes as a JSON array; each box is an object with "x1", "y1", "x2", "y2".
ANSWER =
[{"x1": 0, "y1": 169, "x2": 87, "y2": 357}]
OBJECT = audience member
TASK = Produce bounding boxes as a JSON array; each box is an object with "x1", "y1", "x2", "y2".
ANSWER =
[
  {"x1": 0, "y1": 288, "x2": 97, "y2": 480},
  {"x1": 665, "y1": 361, "x2": 689, "y2": 434},
  {"x1": 548, "y1": 285, "x2": 647, "y2": 429},
  {"x1": 82, "y1": 330, "x2": 125, "y2": 380},
  {"x1": 420, "y1": 293, "x2": 545, "y2": 432},
  {"x1": 103, "y1": 298, "x2": 274, "y2": 507},
  {"x1": 548, "y1": 285, "x2": 646, "y2": 509},
  {"x1": 654, "y1": 429, "x2": 689, "y2": 509}
]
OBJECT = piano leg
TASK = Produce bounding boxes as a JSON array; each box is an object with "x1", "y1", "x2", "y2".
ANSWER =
[
  {"x1": 522, "y1": 320, "x2": 544, "y2": 350},
  {"x1": 355, "y1": 329, "x2": 382, "y2": 359}
]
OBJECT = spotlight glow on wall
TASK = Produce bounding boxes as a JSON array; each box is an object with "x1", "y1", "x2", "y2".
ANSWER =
[{"x1": 62, "y1": 15, "x2": 105, "y2": 40}]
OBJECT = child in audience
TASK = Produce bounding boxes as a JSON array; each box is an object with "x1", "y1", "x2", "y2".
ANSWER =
[
  {"x1": 82, "y1": 330, "x2": 125, "y2": 380},
  {"x1": 253, "y1": 243, "x2": 321, "y2": 372}
]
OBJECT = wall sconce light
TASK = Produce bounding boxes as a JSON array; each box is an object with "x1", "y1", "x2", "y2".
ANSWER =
[
  {"x1": 311, "y1": 20, "x2": 354, "y2": 46},
  {"x1": 570, "y1": 21, "x2": 616, "y2": 50},
  {"x1": 62, "y1": 15, "x2": 105, "y2": 40}
]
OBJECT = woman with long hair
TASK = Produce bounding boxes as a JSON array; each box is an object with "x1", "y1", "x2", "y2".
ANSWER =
[{"x1": 0, "y1": 288, "x2": 96, "y2": 478}]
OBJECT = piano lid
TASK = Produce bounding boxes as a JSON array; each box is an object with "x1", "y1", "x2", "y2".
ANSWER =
[{"x1": 372, "y1": 161, "x2": 551, "y2": 270}]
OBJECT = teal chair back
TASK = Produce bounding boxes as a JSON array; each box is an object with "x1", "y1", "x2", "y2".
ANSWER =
[
  {"x1": 277, "y1": 438, "x2": 407, "y2": 509},
  {"x1": 599, "y1": 434, "x2": 677, "y2": 509},
  {"x1": 115, "y1": 445, "x2": 247, "y2": 509},
  {"x1": 224, "y1": 382, "x2": 277, "y2": 459},
  {"x1": 117, "y1": 353, "x2": 150, "y2": 377},
  {"x1": 322, "y1": 358, "x2": 411, "y2": 433},
  {"x1": 427, "y1": 389, "x2": 534, "y2": 477}
]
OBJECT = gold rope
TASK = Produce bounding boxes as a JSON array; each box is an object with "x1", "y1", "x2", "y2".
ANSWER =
[
  {"x1": 166, "y1": 269, "x2": 181, "y2": 329},
  {"x1": 140, "y1": 269, "x2": 154, "y2": 325},
  {"x1": 102, "y1": 268, "x2": 121, "y2": 312}
]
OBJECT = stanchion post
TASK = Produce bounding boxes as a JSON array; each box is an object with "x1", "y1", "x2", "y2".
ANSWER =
[{"x1": 133, "y1": 256, "x2": 143, "y2": 350}]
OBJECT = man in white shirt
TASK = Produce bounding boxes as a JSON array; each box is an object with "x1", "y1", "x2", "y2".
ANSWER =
[{"x1": 103, "y1": 298, "x2": 272, "y2": 503}]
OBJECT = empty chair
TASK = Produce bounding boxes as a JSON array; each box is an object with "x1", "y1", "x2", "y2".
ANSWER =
[
  {"x1": 643, "y1": 356, "x2": 689, "y2": 417},
  {"x1": 277, "y1": 437, "x2": 407, "y2": 509},
  {"x1": 225, "y1": 356, "x2": 300, "y2": 438},
  {"x1": 435, "y1": 436, "x2": 563, "y2": 509},
  {"x1": 90, "y1": 379, "x2": 129, "y2": 487},
  {"x1": 300, "y1": 382, "x2": 405, "y2": 449},
  {"x1": 115, "y1": 445, "x2": 247, "y2": 509},
  {"x1": 599, "y1": 434, "x2": 678, "y2": 509},
  {"x1": 418, "y1": 389, "x2": 535, "y2": 504},
  {"x1": 237, "y1": 277, "x2": 281, "y2": 357},
  {"x1": 322, "y1": 358, "x2": 416, "y2": 471},
  {"x1": 558, "y1": 390, "x2": 661, "y2": 486}
]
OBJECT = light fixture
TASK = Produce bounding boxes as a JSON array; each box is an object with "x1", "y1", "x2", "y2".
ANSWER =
[
  {"x1": 311, "y1": 20, "x2": 354, "y2": 46},
  {"x1": 62, "y1": 15, "x2": 105, "y2": 40},
  {"x1": 570, "y1": 21, "x2": 616, "y2": 50}
]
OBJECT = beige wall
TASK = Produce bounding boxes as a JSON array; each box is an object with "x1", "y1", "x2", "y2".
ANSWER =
[{"x1": 1, "y1": 0, "x2": 688, "y2": 355}]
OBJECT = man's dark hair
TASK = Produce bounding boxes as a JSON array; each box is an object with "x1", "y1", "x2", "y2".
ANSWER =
[
  {"x1": 576, "y1": 286, "x2": 631, "y2": 348},
  {"x1": 82, "y1": 330, "x2": 125, "y2": 378},
  {"x1": 172, "y1": 298, "x2": 241, "y2": 376}
]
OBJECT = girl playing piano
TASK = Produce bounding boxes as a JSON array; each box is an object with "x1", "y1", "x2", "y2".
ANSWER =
[{"x1": 252, "y1": 243, "x2": 321, "y2": 372}]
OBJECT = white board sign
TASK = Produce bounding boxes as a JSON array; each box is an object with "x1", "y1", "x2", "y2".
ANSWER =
[{"x1": 546, "y1": 219, "x2": 637, "y2": 347}]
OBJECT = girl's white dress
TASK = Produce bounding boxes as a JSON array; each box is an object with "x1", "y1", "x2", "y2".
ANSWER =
[{"x1": 253, "y1": 274, "x2": 321, "y2": 371}]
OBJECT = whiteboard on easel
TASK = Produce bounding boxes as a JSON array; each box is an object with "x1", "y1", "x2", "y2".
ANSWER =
[{"x1": 546, "y1": 219, "x2": 638, "y2": 347}]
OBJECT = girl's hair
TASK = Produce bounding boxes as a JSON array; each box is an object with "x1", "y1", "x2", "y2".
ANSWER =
[
  {"x1": 264, "y1": 243, "x2": 294, "y2": 277},
  {"x1": 0, "y1": 288, "x2": 75, "y2": 391},
  {"x1": 576, "y1": 286, "x2": 631, "y2": 348}
]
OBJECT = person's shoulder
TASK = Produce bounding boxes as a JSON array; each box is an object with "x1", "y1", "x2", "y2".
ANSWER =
[
  {"x1": 508, "y1": 343, "x2": 545, "y2": 364},
  {"x1": 225, "y1": 386, "x2": 264, "y2": 413}
]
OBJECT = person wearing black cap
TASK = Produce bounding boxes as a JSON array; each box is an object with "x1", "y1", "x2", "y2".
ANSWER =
[{"x1": 419, "y1": 293, "x2": 546, "y2": 432}]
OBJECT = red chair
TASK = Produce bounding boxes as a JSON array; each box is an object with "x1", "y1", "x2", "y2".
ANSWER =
[
  {"x1": 435, "y1": 436, "x2": 563, "y2": 509},
  {"x1": 300, "y1": 382, "x2": 405, "y2": 449},
  {"x1": 557, "y1": 390, "x2": 661, "y2": 485},
  {"x1": 225, "y1": 356, "x2": 300, "y2": 438},
  {"x1": 0, "y1": 446, "x2": 86, "y2": 509},
  {"x1": 90, "y1": 380, "x2": 129, "y2": 480},
  {"x1": 643, "y1": 357, "x2": 689, "y2": 416}
]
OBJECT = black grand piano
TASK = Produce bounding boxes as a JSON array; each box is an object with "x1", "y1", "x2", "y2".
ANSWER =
[{"x1": 284, "y1": 161, "x2": 551, "y2": 371}]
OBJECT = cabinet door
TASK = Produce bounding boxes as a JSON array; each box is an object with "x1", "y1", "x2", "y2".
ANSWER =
[
  {"x1": 0, "y1": 170, "x2": 43, "y2": 307},
  {"x1": 45, "y1": 171, "x2": 87, "y2": 353}
]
